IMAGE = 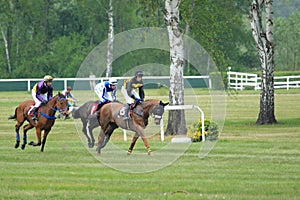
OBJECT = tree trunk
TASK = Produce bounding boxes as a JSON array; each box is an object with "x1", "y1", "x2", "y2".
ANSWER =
[
  {"x1": 1, "y1": 26, "x2": 12, "y2": 74},
  {"x1": 249, "y1": 0, "x2": 277, "y2": 124},
  {"x1": 44, "y1": 0, "x2": 50, "y2": 48},
  {"x1": 106, "y1": 0, "x2": 114, "y2": 78},
  {"x1": 164, "y1": 0, "x2": 187, "y2": 135}
]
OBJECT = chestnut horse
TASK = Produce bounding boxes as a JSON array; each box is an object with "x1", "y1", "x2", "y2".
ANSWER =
[
  {"x1": 96, "y1": 99, "x2": 168, "y2": 156},
  {"x1": 8, "y1": 93, "x2": 68, "y2": 152}
]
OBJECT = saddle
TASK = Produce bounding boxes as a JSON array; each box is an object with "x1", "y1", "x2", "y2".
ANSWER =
[{"x1": 119, "y1": 102, "x2": 142, "y2": 119}]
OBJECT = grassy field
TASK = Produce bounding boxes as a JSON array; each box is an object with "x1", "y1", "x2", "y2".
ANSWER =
[{"x1": 0, "y1": 90, "x2": 299, "y2": 199}]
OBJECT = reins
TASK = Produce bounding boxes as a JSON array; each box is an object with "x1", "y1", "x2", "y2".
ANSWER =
[{"x1": 40, "y1": 96, "x2": 67, "y2": 120}]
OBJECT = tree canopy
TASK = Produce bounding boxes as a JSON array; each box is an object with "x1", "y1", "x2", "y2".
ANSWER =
[{"x1": 0, "y1": 0, "x2": 299, "y2": 78}]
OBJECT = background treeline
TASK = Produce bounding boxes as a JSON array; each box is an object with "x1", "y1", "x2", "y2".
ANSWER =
[{"x1": 0, "y1": 0, "x2": 299, "y2": 78}]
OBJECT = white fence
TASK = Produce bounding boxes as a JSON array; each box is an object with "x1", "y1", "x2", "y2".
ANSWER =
[
  {"x1": 0, "y1": 76, "x2": 210, "y2": 91},
  {"x1": 227, "y1": 71, "x2": 300, "y2": 90},
  {"x1": 122, "y1": 104, "x2": 205, "y2": 142}
]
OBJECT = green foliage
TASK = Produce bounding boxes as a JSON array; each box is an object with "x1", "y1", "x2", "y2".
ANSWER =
[
  {"x1": 0, "y1": 0, "x2": 299, "y2": 79},
  {"x1": 188, "y1": 118, "x2": 219, "y2": 142}
]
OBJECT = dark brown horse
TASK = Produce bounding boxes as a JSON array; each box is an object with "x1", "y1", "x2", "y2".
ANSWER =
[
  {"x1": 8, "y1": 93, "x2": 68, "y2": 152},
  {"x1": 96, "y1": 99, "x2": 168, "y2": 156},
  {"x1": 71, "y1": 101, "x2": 100, "y2": 148}
]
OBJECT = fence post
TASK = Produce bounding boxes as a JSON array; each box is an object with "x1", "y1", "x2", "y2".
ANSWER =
[{"x1": 27, "y1": 80, "x2": 31, "y2": 92}]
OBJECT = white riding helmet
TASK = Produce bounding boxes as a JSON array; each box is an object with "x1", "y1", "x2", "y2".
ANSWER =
[
  {"x1": 109, "y1": 78, "x2": 118, "y2": 85},
  {"x1": 44, "y1": 75, "x2": 53, "y2": 82}
]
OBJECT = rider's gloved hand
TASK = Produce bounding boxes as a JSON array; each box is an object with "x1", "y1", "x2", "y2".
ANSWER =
[{"x1": 135, "y1": 98, "x2": 141, "y2": 104}]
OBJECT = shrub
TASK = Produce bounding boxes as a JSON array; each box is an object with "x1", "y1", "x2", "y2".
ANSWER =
[{"x1": 187, "y1": 118, "x2": 219, "y2": 142}]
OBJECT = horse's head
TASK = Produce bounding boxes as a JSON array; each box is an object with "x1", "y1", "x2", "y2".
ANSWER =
[
  {"x1": 55, "y1": 92, "x2": 69, "y2": 119},
  {"x1": 151, "y1": 101, "x2": 169, "y2": 125}
]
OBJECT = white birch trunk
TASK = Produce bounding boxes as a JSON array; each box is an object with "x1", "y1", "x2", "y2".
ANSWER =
[
  {"x1": 164, "y1": 0, "x2": 187, "y2": 135},
  {"x1": 106, "y1": 0, "x2": 114, "y2": 77},
  {"x1": 249, "y1": 0, "x2": 276, "y2": 124},
  {"x1": 1, "y1": 25, "x2": 12, "y2": 74}
]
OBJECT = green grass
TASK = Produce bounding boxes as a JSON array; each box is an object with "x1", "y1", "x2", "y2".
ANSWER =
[{"x1": 0, "y1": 91, "x2": 299, "y2": 199}]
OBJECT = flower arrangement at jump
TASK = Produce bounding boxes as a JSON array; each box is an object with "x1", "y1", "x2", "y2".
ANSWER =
[{"x1": 188, "y1": 118, "x2": 219, "y2": 142}]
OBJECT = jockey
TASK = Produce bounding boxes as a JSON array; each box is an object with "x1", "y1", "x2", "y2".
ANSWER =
[
  {"x1": 121, "y1": 70, "x2": 145, "y2": 120},
  {"x1": 28, "y1": 75, "x2": 54, "y2": 120},
  {"x1": 90, "y1": 78, "x2": 118, "y2": 115}
]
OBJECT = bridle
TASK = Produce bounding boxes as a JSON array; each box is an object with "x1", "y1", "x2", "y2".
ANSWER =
[{"x1": 41, "y1": 96, "x2": 68, "y2": 119}]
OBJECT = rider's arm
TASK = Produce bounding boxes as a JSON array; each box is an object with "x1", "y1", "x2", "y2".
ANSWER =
[
  {"x1": 112, "y1": 87, "x2": 117, "y2": 101},
  {"x1": 126, "y1": 78, "x2": 134, "y2": 98},
  {"x1": 139, "y1": 85, "x2": 145, "y2": 101},
  {"x1": 48, "y1": 86, "x2": 53, "y2": 100},
  {"x1": 35, "y1": 82, "x2": 44, "y2": 102}
]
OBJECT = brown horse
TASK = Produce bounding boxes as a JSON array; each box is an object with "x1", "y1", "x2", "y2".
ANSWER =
[
  {"x1": 8, "y1": 93, "x2": 68, "y2": 152},
  {"x1": 96, "y1": 99, "x2": 168, "y2": 156}
]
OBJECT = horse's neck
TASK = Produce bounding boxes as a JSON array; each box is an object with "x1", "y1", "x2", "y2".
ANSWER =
[
  {"x1": 142, "y1": 100, "x2": 158, "y2": 118},
  {"x1": 42, "y1": 96, "x2": 57, "y2": 115}
]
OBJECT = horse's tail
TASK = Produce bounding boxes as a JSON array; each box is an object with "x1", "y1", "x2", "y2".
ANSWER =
[
  {"x1": 71, "y1": 107, "x2": 80, "y2": 119},
  {"x1": 8, "y1": 107, "x2": 17, "y2": 120}
]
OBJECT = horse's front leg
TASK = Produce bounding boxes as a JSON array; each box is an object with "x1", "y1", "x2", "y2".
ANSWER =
[
  {"x1": 29, "y1": 127, "x2": 41, "y2": 147},
  {"x1": 96, "y1": 129, "x2": 105, "y2": 154},
  {"x1": 88, "y1": 117, "x2": 99, "y2": 148},
  {"x1": 127, "y1": 132, "x2": 139, "y2": 155},
  {"x1": 82, "y1": 120, "x2": 92, "y2": 148},
  {"x1": 41, "y1": 129, "x2": 51, "y2": 152},
  {"x1": 139, "y1": 130, "x2": 152, "y2": 156}
]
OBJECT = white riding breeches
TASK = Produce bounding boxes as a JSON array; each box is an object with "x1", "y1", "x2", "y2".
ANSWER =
[
  {"x1": 121, "y1": 86, "x2": 140, "y2": 104},
  {"x1": 31, "y1": 90, "x2": 47, "y2": 108}
]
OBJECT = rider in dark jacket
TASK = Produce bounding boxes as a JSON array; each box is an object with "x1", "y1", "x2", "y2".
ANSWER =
[{"x1": 121, "y1": 70, "x2": 145, "y2": 120}]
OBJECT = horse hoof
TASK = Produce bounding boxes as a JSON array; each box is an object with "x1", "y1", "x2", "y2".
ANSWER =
[
  {"x1": 148, "y1": 151, "x2": 153, "y2": 156},
  {"x1": 28, "y1": 141, "x2": 34, "y2": 145},
  {"x1": 88, "y1": 143, "x2": 94, "y2": 148},
  {"x1": 21, "y1": 144, "x2": 26, "y2": 150},
  {"x1": 14, "y1": 142, "x2": 20, "y2": 149},
  {"x1": 96, "y1": 147, "x2": 101, "y2": 154}
]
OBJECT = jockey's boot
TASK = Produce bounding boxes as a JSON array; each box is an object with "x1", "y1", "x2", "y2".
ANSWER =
[
  {"x1": 31, "y1": 108, "x2": 38, "y2": 121},
  {"x1": 88, "y1": 102, "x2": 101, "y2": 120},
  {"x1": 123, "y1": 104, "x2": 131, "y2": 120}
]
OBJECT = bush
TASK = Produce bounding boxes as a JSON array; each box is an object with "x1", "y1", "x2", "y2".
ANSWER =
[{"x1": 188, "y1": 118, "x2": 219, "y2": 142}]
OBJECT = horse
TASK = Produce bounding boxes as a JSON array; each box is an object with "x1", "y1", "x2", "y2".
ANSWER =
[
  {"x1": 96, "y1": 99, "x2": 169, "y2": 156},
  {"x1": 71, "y1": 101, "x2": 100, "y2": 148},
  {"x1": 8, "y1": 93, "x2": 68, "y2": 152}
]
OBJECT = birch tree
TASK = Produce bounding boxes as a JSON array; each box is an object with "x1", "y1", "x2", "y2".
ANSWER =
[
  {"x1": 106, "y1": 0, "x2": 114, "y2": 77},
  {"x1": 164, "y1": 0, "x2": 187, "y2": 135},
  {"x1": 0, "y1": 25, "x2": 12, "y2": 74},
  {"x1": 249, "y1": 0, "x2": 277, "y2": 124}
]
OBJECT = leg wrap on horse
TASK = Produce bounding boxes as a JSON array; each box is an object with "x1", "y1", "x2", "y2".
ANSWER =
[{"x1": 16, "y1": 133, "x2": 20, "y2": 142}]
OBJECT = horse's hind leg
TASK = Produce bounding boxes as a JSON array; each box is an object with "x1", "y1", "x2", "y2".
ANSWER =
[
  {"x1": 21, "y1": 123, "x2": 34, "y2": 150},
  {"x1": 14, "y1": 120, "x2": 25, "y2": 149}
]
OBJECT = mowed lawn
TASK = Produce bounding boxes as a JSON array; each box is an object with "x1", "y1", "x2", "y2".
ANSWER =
[{"x1": 0, "y1": 90, "x2": 299, "y2": 200}]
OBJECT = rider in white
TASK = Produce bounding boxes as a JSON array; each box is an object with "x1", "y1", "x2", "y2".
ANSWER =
[{"x1": 90, "y1": 78, "x2": 118, "y2": 115}]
